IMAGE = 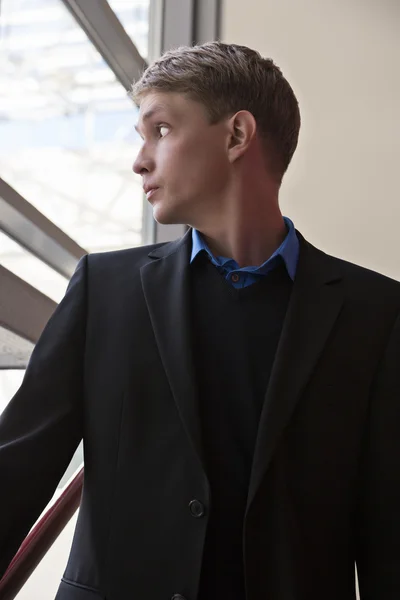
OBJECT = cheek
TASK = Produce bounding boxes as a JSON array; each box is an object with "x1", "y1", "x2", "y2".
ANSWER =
[
  {"x1": 193, "y1": 145, "x2": 228, "y2": 191},
  {"x1": 156, "y1": 142, "x2": 186, "y2": 183},
  {"x1": 157, "y1": 136, "x2": 228, "y2": 193},
  {"x1": 188, "y1": 143, "x2": 227, "y2": 182}
]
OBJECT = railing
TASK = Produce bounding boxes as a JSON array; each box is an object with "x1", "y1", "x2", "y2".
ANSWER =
[{"x1": 0, "y1": 468, "x2": 84, "y2": 600}]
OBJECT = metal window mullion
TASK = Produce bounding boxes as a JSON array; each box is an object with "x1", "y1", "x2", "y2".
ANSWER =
[
  {"x1": 0, "y1": 178, "x2": 85, "y2": 280},
  {"x1": 193, "y1": 0, "x2": 221, "y2": 44},
  {"x1": 145, "y1": 0, "x2": 195, "y2": 244},
  {"x1": 0, "y1": 266, "x2": 57, "y2": 345},
  {"x1": 61, "y1": 0, "x2": 148, "y2": 91},
  {"x1": 123, "y1": 0, "x2": 221, "y2": 245}
]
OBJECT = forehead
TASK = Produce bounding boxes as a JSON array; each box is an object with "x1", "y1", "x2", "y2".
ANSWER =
[{"x1": 137, "y1": 91, "x2": 205, "y2": 124}]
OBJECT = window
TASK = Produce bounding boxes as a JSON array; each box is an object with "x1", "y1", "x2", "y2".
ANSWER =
[
  {"x1": 0, "y1": 0, "x2": 145, "y2": 254},
  {"x1": 107, "y1": 0, "x2": 150, "y2": 59},
  {"x1": 0, "y1": 231, "x2": 68, "y2": 302}
]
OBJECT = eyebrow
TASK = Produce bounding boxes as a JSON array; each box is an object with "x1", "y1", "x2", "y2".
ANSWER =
[{"x1": 134, "y1": 104, "x2": 167, "y2": 133}]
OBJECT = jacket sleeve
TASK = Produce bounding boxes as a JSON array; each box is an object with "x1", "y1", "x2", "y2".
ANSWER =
[
  {"x1": 356, "y1": 311, "x2": 400, "y2": 599},
  {"x1": 0, "y1": 255, "x2": 88, "y2": 578}
]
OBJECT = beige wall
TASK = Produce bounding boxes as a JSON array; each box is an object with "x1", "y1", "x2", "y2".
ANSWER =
[{"x1": 222, "y1": 0, "x2": 400, "y2": 279}]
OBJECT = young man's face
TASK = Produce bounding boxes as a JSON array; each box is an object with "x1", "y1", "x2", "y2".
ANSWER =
[{"x1": 133, "y1": 91, "x2": 231, "y2": 226}]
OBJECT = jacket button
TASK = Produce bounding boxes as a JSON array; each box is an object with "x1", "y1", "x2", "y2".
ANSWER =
[
  {"x1": 189, "y1": 499, "x2": 205, "y2": 518},
  {"x1": 171, "y1": 596, "x2": 186, "y2": 600}
]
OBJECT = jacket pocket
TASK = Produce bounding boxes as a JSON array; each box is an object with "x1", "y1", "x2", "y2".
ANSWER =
[{"x1": 55, "y1": 578, "x2": 105, "y2": 599}]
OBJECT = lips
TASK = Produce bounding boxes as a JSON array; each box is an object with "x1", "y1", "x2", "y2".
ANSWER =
[
  {"x1": 143, "y1": 184, "x2": 159, "y2": 199},
  {"x1": 146, "y1": 188, "x2": 158, "y2": 200}
]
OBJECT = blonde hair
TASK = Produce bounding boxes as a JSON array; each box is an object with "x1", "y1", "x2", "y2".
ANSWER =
[{"x1": 131, "y1": 42, "x2": 301, "y2": 181}]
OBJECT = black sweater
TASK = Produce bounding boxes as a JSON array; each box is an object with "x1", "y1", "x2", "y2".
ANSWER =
[{"x1": 190, "y1": 255, "x2": 292, "y2": 599}]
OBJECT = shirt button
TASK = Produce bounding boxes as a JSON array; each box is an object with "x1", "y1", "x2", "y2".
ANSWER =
[
  {"x1": 189, "y1": 499, "x2": 206, "y2": 518},
  {"x1": 231, "y1": 273, "x2": 240, "y2": 282}
]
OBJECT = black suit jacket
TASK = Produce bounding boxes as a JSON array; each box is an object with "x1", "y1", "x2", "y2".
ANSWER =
[{"x1": 1, "y1": 229, "x2": 400, "y2": 600}]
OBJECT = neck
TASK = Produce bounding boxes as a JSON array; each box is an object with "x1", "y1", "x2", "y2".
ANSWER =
[{"x1": 191, "y1": 180, "x2": 286, "y2": 268}]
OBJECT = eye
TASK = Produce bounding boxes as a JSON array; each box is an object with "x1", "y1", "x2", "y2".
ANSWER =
[{"x1": 157, "y1": 125, "x2": 169, "y2": 138}]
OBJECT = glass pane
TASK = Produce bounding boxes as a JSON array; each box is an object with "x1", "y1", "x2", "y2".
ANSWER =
[
  {"x1": 0, "y1": 0, "x2": 144, "y2": 254},
  {"x1": 15, "y1": 511, "x2": 78, "y2": 600},
  {"x1": 4, "y1": 465, "x2": 81, "y2": 600},
  {"x1": 107, "y1": 0, "x2": 150, "y2": 59},
  {"x1": 0, "y1": 369, "x2": 25, "y2": 415},
  {"x1": 0, "y1": 231, "x2": 68, "y2": 302},
  {"x1": 0, "y1": 326, "x2": 34, "y2": 371}
]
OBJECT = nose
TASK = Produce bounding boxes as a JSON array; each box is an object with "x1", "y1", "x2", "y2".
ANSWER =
[{"x1": 132, "y1": 144, "x2": 154, "y2": 175}]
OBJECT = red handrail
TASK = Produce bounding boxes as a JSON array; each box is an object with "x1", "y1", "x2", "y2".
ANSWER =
[{"x1": 0, "y1": 468, "x2": 84, "y2": 600}]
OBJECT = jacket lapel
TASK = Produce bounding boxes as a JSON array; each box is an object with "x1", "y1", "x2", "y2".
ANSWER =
[
  {"x1": 140, "y1": 230, "x2": 206, "y2": 475},
  {"x1": 246, "y1": 235, "x2": 344, "y2": 512}
]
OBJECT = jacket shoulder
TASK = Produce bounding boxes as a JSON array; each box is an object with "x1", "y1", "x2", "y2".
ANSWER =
[
  {"x1": 307, "y1": 240, "x2": 400, "y2": 312},
  {"x1": 83, "y1": 229, "x2": 191, "y2": 275},
  {"x1": 72, "y1": 243, "x2": 167, "y2": 290},
  {"x1": 325, "y1": 251, "x2": 400, "y2": 292},
  {"x1": 89, "y1": 242, "x2": 166, "y2": 263}
]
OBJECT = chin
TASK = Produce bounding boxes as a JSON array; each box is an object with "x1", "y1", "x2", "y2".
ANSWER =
[{"x1": 152, "y1": 202, "x2": 186, "y2": 226}]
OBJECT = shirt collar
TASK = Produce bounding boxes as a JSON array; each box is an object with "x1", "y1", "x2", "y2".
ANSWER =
[{"x1": 190, "y1": 217, "x2": 299, "y2": 281}]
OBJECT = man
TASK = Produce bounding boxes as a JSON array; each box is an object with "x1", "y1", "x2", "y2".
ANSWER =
[{"x1": 0, "y1": 42, "x2": 400, "y2": 600}]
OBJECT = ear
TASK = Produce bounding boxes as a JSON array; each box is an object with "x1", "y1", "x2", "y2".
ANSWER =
[{"x1": 226, "y1": 110, "x2": 257, "y2": 163}]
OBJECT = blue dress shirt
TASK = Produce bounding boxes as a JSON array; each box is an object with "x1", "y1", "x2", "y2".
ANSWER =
[{"x1": 190, "y1": 217, "x2": 299, "y2": 288}]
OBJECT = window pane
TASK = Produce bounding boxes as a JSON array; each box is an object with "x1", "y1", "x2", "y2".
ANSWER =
[
  {"x1": 0, "y1": 326, "x2": 34, "y2": 372},
  {"x1": 0, "y1": 231, "x2": 68, "y2": 302},
  {"x1": 0, "y1": 0, "x2": 144, "y2": 254},
  {"x1": 107, "y1": 0, "x2": 150, "y2": 59},
  {"x1": 0, "y1": 368, "x2": 25, "y2": 415},
  {"x1": 0, "y1": 366, "x2": 84, "y2": 489}
]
